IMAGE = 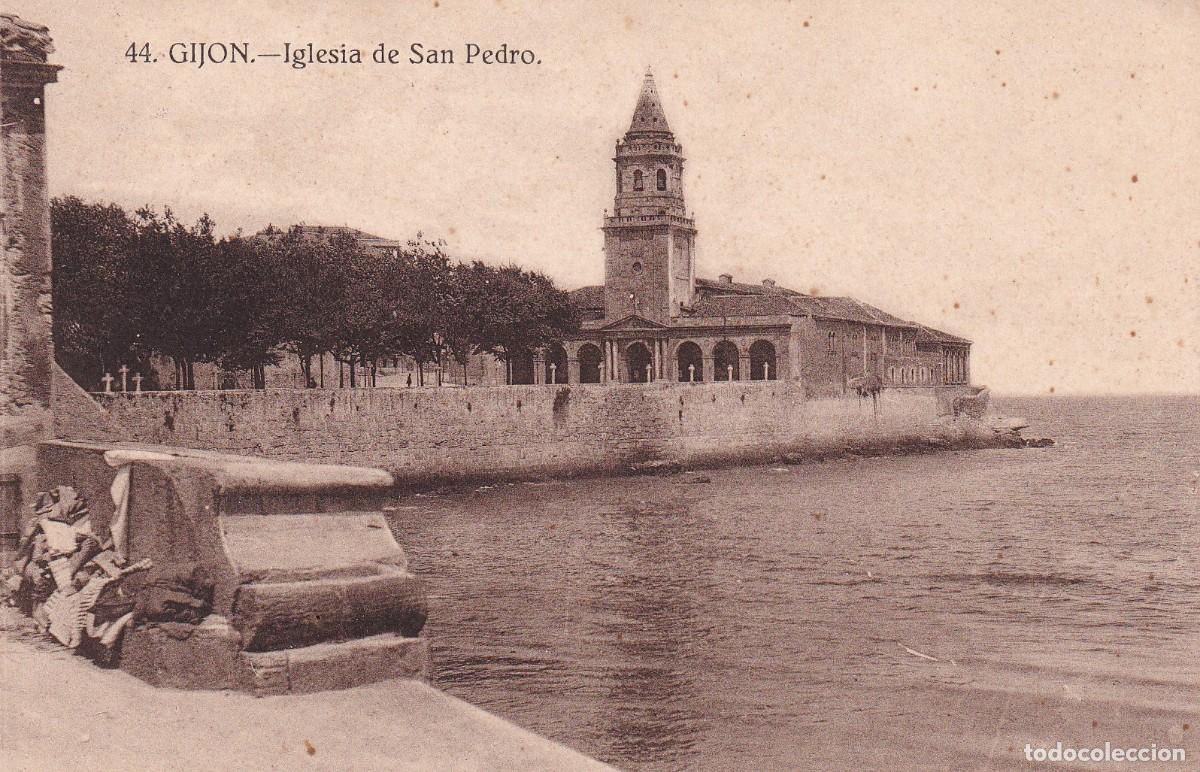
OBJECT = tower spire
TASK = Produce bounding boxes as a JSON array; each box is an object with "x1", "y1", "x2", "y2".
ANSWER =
[{"x1": 627, "y1": 68, "x2": 672, "y2": 137}]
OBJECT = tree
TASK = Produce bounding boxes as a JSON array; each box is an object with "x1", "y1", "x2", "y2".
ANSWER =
[
  {"x1": 258, "y1": 227, "x2": 352, "y2": 387},
  {"x1": 212, "y1": 234, "x2": 284, "y2": 389},
  {"x1": 52, "y1": 196, "x2": 581, "y2": 392},
  {"x1": 449, "y1": 262, "x2": 580, "y2": 384},
  {"x1": 387, "y1": 237, "x2": 453, "y2": 386},
  {"x1": 324, "y1": 234, "x2": 391, "y2": 389},
  {"x1": 50, "y1": 197, "x2": 147, "y2": 389},
  {"x1": 128, "y1": 207, "x2": 232, "y2": 389},
  {"x1": 440, "y1": 262, "x2": 490, "y2": 385}
]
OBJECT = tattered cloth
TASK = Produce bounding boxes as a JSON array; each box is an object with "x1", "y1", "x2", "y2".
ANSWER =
[{"x1": 12, "y1": 486, "x2": 152, "y2": 655}]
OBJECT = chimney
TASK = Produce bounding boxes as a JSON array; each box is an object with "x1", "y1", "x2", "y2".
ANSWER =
[
  {"x1": 762, "y1": 278, "x2": 776, "y2": 289},
  {"x1": 718, "y1": 273, "x2": 733, "y2": 285}
]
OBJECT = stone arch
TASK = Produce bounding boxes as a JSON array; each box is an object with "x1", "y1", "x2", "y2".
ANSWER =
[
  {"x1": 626, "y1": 341, "x2": 653, "y2": 383},
  {"x1": 749, "y1": 339, "x2": 777, "y2": 380},
  {"x1": 544, "y1": 344, "x2": 567, "y2": 385},
  {"x1": 676, "y1": 341, "x2": 703, "y2": 382},
  {"x1": 578, "y1": 343, "x2": 602, "y2": 383},
  {"x1": 509, "y1": 350, "x2": 535, "y2": 385},
  {"x1": 713, "y1": 340, "x2": 740, "y2": 381}
]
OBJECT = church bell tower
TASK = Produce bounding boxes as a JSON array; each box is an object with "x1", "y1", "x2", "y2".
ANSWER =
[{"x1": 603, "y1": 70, "x2": 696, "y2": 324}]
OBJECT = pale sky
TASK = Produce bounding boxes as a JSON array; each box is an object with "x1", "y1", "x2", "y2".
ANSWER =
[{"x1": 13, "y1": 0, "x2": 1199, "y2": 394}]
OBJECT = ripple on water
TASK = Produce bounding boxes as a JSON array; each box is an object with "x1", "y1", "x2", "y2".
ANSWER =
[{"x1": 394, "y1": 395, "x2": 1200, "y2": 770}]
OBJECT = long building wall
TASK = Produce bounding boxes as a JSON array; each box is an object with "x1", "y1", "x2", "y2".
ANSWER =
[{"x1": 87, "y1": 383, "x2": 982, "y2": 484}]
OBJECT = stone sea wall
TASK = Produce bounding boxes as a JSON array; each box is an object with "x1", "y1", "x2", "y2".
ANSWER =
[{"x1": 86, "y1": 383, "x2": 988, "y2": 484}]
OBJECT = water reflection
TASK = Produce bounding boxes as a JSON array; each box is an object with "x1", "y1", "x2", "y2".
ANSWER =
[
  {"x1": 393, "y1": 396, "x2": 1200, "y2": 770},
  {"x1": 589, "y1": 501, "x2": 710, "y2": 762}
]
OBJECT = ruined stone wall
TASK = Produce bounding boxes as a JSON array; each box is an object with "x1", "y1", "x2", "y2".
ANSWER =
[
  {"x1": 91, "y1": 384, "x2": 971, "y2": 483},
  {"x1": 0, "y1": 42, "x2": 58, "y2": 416},
  {"x1": 0, "y1": 19, "x2": 60, "y2": 544},
  {"x1": 50, "y1": 363, "x2": 131, "y2": 442}
]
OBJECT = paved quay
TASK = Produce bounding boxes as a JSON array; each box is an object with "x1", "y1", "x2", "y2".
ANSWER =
[{"x1": 1, "y1": 610, "x2": 610, "y2": 771}]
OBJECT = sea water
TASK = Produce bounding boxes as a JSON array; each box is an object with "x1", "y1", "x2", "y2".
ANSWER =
[{"x1": 390, "y1": 395, "x2": 1198, "y2": 770}]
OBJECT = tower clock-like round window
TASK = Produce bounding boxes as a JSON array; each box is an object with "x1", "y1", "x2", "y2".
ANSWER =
[{"x1": 631, "y1": 261, "x2": 643, "y2": 274}]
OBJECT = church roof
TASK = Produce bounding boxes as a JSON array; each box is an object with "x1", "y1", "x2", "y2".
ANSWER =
[
  {"x1": 568, "y1": 285, "x2": 605, "y2": 321},
  {"x1": 690, "y1": 294, "x2": 799, "y2": 317},
  {"x1": 627, "y1": 70, "x2": 672, "y2": 137},
  {"x1": 914, "y1": 323, "x2": 972, "y2": 345},
  {"x1": 789, "y1": 296, "x2": 916, "y2": 328},
  {"x1": 253, "y1": 224, "x2": 403, "y2": 253},
  {"x1": 568, "y1": 284, "x2": 605, "y2": 311},
  {"x1": 689, "y1": 276, "x2": 928, "y2": 329},
  {"x1": 694, "y1": 277, "x2": 806, "y2": 297}
]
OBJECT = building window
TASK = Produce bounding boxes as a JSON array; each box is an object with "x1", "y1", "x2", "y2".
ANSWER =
[
  {"x1": 633, "y1": 169, "x2": 643, "y2": 191},
  {"x1": 631, "y1": 261, "x2": 643, "y2": 274},
  {"x1": 656, "y1": 169, "x2": 667, "y2": 191},
  {"x1": 827, "y1": 331, "x2": 836, "y2": 354},
  {"x1": 888, "y1": 366, "x2": 896, "y2": 383}
]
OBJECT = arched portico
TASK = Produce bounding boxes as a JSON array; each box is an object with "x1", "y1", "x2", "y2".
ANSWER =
[
  {"x1": 749, "y1": 340, "x2": 777, "y2": 380},
  {"x1": 713, "y1": 340, "x2": 740, "y2": 381},
  {"x1": 626, "y1": 342, "x2": 654, "y2": 382},
  {"x1": 676, "y1": 341, "x2": 703, "y2": 382},
  {"x1": 509, "y1": 351, "x2": 535, "y2": 385},
  {"x1": 544, "y1": 344, "x2": 567, "y2": 385},
  {"x1": 578, "y1": 343, "x2": 602, "y2": 383}
]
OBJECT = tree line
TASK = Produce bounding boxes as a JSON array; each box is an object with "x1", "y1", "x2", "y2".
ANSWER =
[{"x1": 50, "y1": 197, "x2": 580, "y2": 390}]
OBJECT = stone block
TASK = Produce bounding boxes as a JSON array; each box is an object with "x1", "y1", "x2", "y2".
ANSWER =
[
  {"x1": 120, "y1": 616, "x2": 245, "y2": 691},
  {"x1": 281, "y1": 634, "x2": 430, "y2": 694},
  {"x1": 36, "y1": 440, "x2": 430, "y2": 693}
]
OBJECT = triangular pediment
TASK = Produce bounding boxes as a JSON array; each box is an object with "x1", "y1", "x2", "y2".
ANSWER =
[{"x1": 600, "y1": 314, "x2": 667, "y2": 331}]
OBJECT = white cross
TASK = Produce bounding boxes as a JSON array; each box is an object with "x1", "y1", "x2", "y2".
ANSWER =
[
  {"x1": 101, "y1": 373, "x2": 115, "y2": 393},
  {"x1": 549, "y1": 362, "x2": 557, "y2": 384},
  {"x1": 763, "y1": 362, "x2": 770, "y2": 380},
  {"x1": 688, "y1": 363, "x2": 696, "y2": 382},
  {"x1": 132, "y1": 373, "x2": 144, "y2": 392},
  {"x1": 727, "y1": 364, "x2": 734, "y2": 381},
  {"x1": 118, "y1": 364, "x2": 129, "y2": 391}
]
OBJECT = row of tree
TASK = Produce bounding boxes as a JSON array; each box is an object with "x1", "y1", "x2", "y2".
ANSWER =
[{"x1": 51, "y1": 197, "x2": 580, "y2": 390}]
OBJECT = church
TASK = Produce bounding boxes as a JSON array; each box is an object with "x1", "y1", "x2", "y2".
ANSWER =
[
  {"x1": 174, "y1": 70, "x2": 971, "y2": 394},
  {"x1": 527, "y1": 70, "x2": 972, "y2": 397}
]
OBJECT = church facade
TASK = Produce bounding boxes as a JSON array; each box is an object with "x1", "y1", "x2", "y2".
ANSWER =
[{"x1": 529, "y1": 71, "x2": 972, "y2": 397}]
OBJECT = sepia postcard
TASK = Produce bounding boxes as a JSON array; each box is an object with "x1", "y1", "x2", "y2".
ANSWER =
[{"x1": 0, "y1": 1, "x2": 1196, "y2": 770}]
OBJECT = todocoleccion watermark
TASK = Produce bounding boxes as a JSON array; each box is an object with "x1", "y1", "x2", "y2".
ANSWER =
[{"x1": 1024, "y1": 742, "x2": 1185, "y2": 764}]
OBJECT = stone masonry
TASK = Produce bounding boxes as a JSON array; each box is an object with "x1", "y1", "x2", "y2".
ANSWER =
[{"x1": 91, "y1": 383, "x2": 989, "y2": 484}]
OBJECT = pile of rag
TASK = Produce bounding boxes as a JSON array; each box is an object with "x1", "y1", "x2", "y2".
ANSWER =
[{"x1": 11, "y1": 486, "x2": 151, "y2": 661}]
